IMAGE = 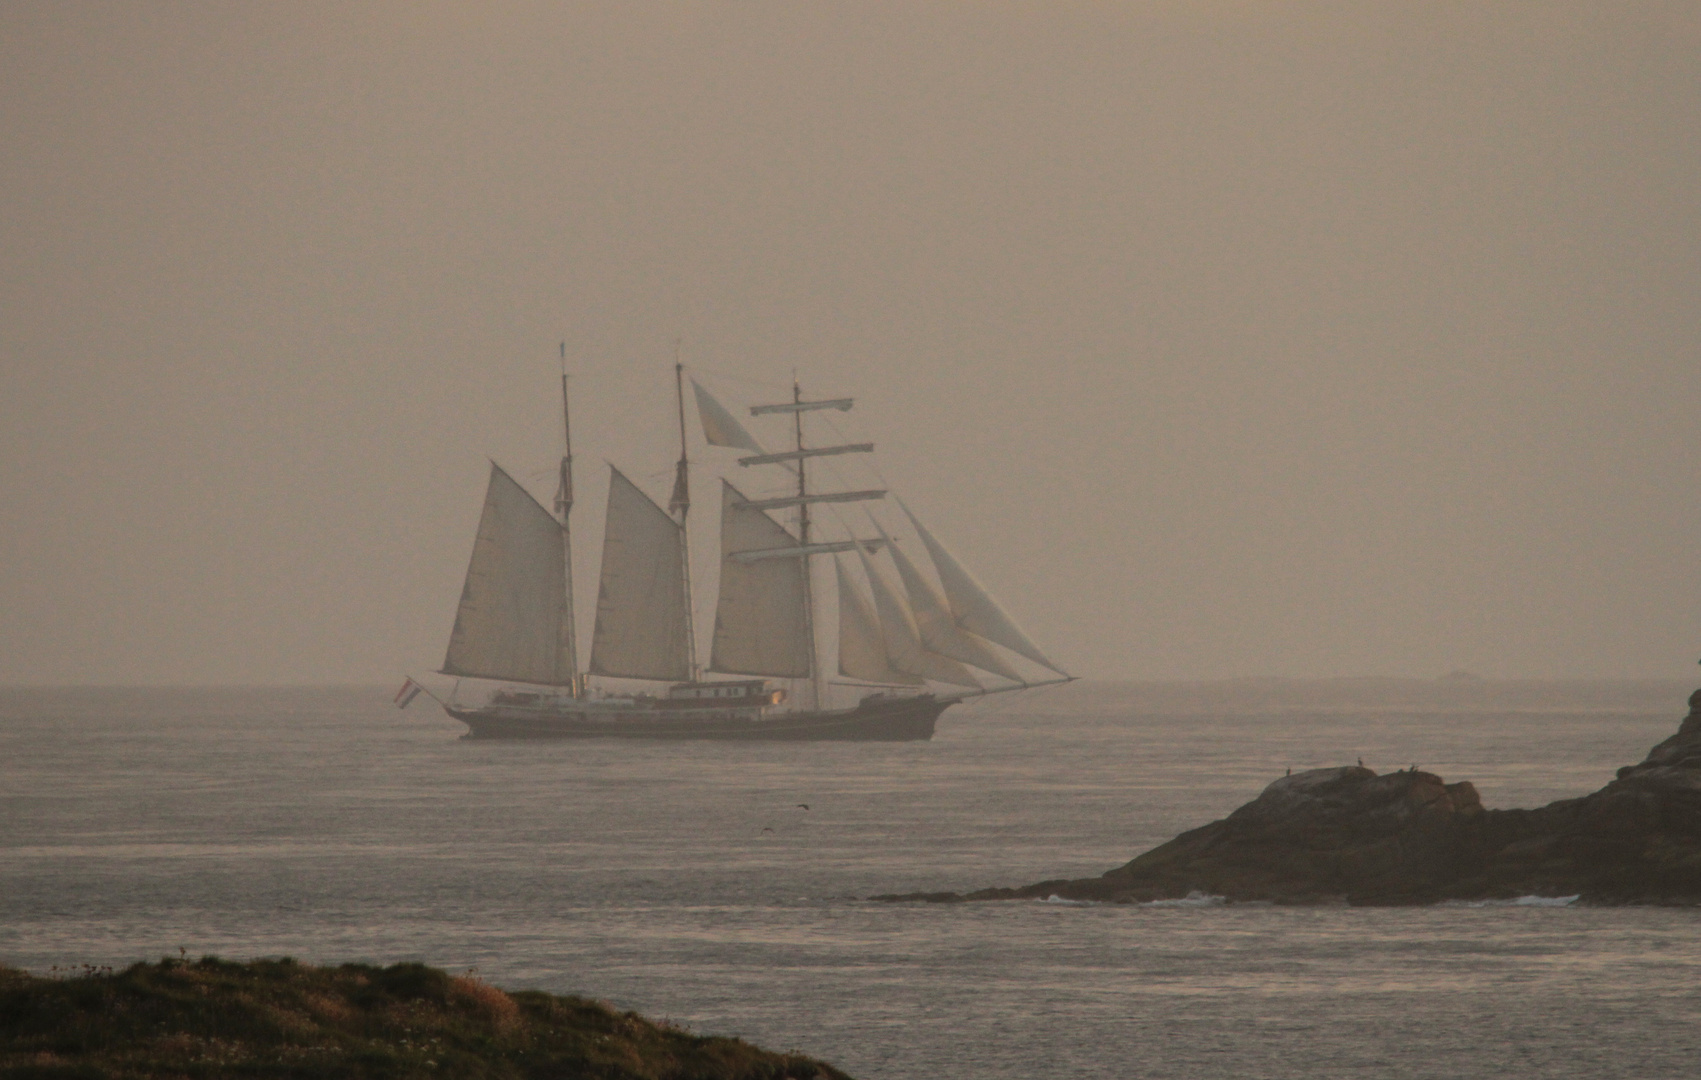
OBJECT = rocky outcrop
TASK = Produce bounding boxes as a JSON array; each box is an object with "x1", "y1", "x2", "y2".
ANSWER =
[
  {"x1": 0, "y1": 956, "x2": 854, "y2": 1079},
  {"x1": 880, "y1": 690, "x2": 1701, "y2": 907}
]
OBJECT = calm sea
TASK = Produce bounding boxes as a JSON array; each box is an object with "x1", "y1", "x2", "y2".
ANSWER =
[{"x1": 3, "y1": 680, "x2": 1698, "y2": 1078}]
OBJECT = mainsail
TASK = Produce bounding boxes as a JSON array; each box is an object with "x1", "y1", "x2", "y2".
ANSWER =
[
  {"x1": 443, "y1": 463, "x2": 574, "y2": 686},
  {"x1": 836, "y1": 556, "x2": 923, "y2": 685},
  {"x1": 855, "y1": 545, "x2": 981, "y2": 689},
  {"x1": 709, "y1": 481, "x2": 812, "y2": 677},
  {"x1": 588, "y1": 466, "x2": 693, "y2": 681},
  {"x1": 898, "y1": 498, "x2": 1067, "y2": 676}
]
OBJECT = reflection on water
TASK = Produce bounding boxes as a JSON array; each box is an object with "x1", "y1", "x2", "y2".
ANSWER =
[{"x1": 2, "y1": 682, "x2": 1698, "y2": 1079}]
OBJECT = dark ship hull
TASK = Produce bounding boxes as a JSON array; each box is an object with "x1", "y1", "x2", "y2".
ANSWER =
[{"x1": 446, "y1": 692, "x2": 954, "y2": 741}]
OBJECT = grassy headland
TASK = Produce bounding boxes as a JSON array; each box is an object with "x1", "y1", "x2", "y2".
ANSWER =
[{"x1": 0, "y1": 956, "x2": 850, "y2": 1079}]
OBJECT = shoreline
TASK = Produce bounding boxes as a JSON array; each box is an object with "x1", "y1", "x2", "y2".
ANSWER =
[{"x1": 877, "y1": 690, "x2": 1701, "y2": 908}]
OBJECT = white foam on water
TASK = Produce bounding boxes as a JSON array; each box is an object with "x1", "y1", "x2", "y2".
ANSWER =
[
  {"x1": 1038, "y1": 890, "x2": 1230, "y2": 908},
  {"x1": 1441, "y1": 894, "x2": 1581, "y2": 908},
  {"x1": 1142, "y1": 890, "x2": 1227, "y2": 908}
]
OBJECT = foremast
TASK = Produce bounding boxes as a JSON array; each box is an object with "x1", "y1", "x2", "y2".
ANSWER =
[
  {"x1": 793, "y1": 379, "x2": 820, "y2": 709},
  {"x1": 554, "y1": 343, "x2": 581, "y2": 697},
  {"x1": 692, "y1": 372, "x2": 1073, "y2": 708},
  {"x1": 740, "y1": 382, "x2": 879, "y2": 711}
]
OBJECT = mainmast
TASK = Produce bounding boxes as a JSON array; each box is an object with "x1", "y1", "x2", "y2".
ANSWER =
[
  {"x1": 554, "y1": 343, "x2": 580, "y2": 695},
  {"x1": 669, "y1": 355, "x2": 700, "y2": 679},
  {"x1": 794, "y1": 378, "x2": 820, "y2": 709}
]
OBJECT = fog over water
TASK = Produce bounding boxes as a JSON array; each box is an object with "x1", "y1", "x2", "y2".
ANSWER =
[{"x1": 3, "y1": 2, "x2": 1699, "y2": 685}]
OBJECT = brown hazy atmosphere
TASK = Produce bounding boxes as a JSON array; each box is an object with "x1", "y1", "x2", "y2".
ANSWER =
[{"x1": 2, "y1": 2, "x2": 1697, "y2": 685}]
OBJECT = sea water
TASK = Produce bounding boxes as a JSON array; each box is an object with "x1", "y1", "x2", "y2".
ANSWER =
[{"x1": 3, "y1": 681, "x2": 1698, "y2": 1079}]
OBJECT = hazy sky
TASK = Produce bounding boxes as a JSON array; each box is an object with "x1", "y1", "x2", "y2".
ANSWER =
[{"x1": 3, "y1": 2, "x2": 1698, "y2": 685}]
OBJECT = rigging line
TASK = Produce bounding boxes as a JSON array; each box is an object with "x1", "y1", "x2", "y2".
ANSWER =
[
  {"x1": 689, "y1": 367, "x2": 802, "y2": 479},
  {"x1": 811, "y1": 431, "x2": 884, "y2": 498},
  {"x1": 966, "y1": 676, "x2": 1069, "y2": 718},
  {"x1": 806, "y1": 418, "x2": 892, "y2": 536},
  {"x1": 684, "y1": 364, "x2": 794, "y2": 391},
  {"x1": 693, "y1": 364, "x2": 859, "y2": 403},
  {"x1": 817, "y1": 411, "x2": 895, "y2": 493}
]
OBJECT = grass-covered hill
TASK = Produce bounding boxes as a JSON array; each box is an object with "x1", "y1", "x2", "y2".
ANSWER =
[{"x1": 0, "y1": 957, "x2": 851, "y2": 1080}]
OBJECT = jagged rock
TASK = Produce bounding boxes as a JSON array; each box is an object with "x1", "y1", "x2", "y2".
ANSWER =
[{"x1": 877, "y1": 689, "x2": 1701, "y2": 907}]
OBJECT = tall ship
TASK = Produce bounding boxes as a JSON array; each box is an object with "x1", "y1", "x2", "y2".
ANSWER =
[{"x1": 424, "y1": 356, "x2": 1070, "y2": 740}]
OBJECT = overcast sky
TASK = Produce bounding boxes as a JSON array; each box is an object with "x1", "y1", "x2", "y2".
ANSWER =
[{"x1": 3, "y1": 2, "x2": 1697, "y2": 685}]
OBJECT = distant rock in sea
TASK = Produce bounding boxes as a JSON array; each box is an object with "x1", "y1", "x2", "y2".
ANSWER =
[{"x1": 878, "y1": 690, "x2": 1701, "y2": 907}]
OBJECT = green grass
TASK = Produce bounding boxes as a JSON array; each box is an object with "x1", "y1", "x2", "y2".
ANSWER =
[{"x1": 0, "y1": 957, "x2": 851, "y2": 1080}]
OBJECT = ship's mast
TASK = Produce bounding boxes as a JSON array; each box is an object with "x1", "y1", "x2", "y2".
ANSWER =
[
  {"x1": 669, "y1": 352, "x2": 700, "y2": 679},
  {"x1": 735, "y1": 378, "x2": 876, "y2": 709},
  {"x1": 554, "y1": 342, "x2": 581, "y2": 696},
  {"x1": 793, "y1": 377, "x2": 822, "y2": 710}
]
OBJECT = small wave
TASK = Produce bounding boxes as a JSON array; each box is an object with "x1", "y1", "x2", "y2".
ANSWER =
[
  {"x1": 1442, "y1": 894, "x2": 1581, "y2": 908},
  {"x1": 1039, "y1": 890, "x2": 1229, "y2": 907},
  {"x1": 1142, "y1": 890, "x2": 1227, "y2": 908}
]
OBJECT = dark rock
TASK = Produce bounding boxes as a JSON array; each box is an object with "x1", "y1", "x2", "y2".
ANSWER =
[
  {"x1": 879, "y1": 689, "x2": 1701, "y2": 907},
  {"x1": 0, "y1": 956, "x2": 855, "y2": 1079}
]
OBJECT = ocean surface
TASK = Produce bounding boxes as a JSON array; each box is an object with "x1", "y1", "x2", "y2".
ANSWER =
[{"x1": 3, "y1": 679, "x2": 1699, "y2": 1078}]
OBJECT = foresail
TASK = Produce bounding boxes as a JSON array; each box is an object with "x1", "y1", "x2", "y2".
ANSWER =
[
  {"x1": 835, "y1": 556, "x2": 922, "y2": 686},
  {"x1": 709, "y1": 481, "x2": 811, "y2": 677},
  {"x1": 443, "y1": 463, "x2": 574, "y2": 686},
  {"x1": 588, "y1": 466, "x2": 693, "y2": 681},
  {"x1": 691, "y1": 379, "x2": 765, "y2": 453},
  {"x1": 855, "y1": 546, "x2": 981, "y2": 690},
  {"x1": 898, "y1": 498, "x2": 1067, "y2": 676},
  {"x1": 885, "y1": 534, "x2": 1024, "y2": 681}
]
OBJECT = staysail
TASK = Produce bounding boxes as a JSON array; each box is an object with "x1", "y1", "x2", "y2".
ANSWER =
[
  {"x1": 836, "y1": 556, "x2": 923, "y2": 685},
  {"x1": 443, "y1": 463, "x2": 574, "y2": 686},
  {"x1": 588, "y1": 466, "x2": 693, "y2": 681},
  {"x1": 898, "y1": 498, "x2": 1067, "y2": 675},
  {"x1": 709, "y1": 480, "x2": 812, "y2": 677},
  {"x1": 884, "y1": 531, "x2": 1024, "y2": 681},
  {"x1": 855, "y1": 545, "x2": 981, "y2": 689}
]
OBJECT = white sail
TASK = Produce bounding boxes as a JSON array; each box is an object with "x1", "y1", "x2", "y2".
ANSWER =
[
  {"x1": 443, "y1": 463, "x2": 574, "y2": 686},
  {"x1": 855, "y1": 545, "x2": 980, "y2": 689},
  {"x1": 691, "y1": 379, "x2": 766, "y2": 453},
  {"x1": 885, "y1": 533, "x2": 1025, "y2": 681},
  {"x1": 898, "y1": 498, "x2": 1067, "y2": 675},
  {"x1": 588, "y1": 466, "x2": 692, "y2": 682},
  {"x1": 709, "y1": 481, "x2": 812, "y2": 677},
  {"x1": 835, "y1": 556, "x2": 923, "y2": 686}
]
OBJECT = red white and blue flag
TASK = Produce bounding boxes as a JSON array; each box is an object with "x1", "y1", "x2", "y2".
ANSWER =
[{"x1": 393, "y1": 678, "x2": 424, "y2": 710}]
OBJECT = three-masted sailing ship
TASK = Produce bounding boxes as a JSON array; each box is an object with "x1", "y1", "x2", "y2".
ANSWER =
[{"x1": 430, "y1": 359, "x2": 1069, "y2": 740}]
